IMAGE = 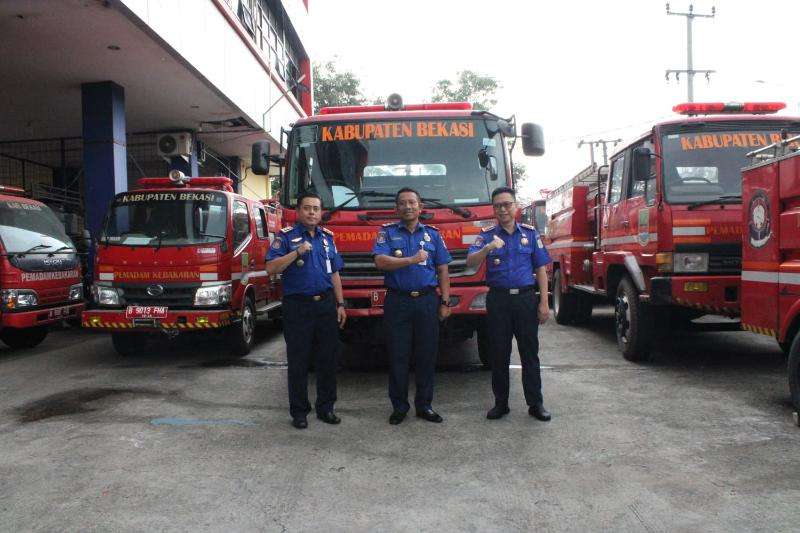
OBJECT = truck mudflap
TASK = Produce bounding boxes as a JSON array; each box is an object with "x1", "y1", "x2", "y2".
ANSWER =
[
  {"x1": 82, "y1": 309, "x2": 233, "y2": 331},
  {"x1": 2, "y1": 302, "x2": 84, "y2": 328},
  {"x1": 650, "y1": 275, "x2": 740, "y2": 316},
  {"x1": 341, "y1": 286, "x2": 489, "y2": 318}
]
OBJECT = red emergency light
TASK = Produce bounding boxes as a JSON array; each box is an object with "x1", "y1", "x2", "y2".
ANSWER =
[
  {"x1": 0, "y1": 185, "x2": 28, "y2": 197},
  {"x1": 673, "y1": 102, "x2": 786, "y2": 115},
  {"x1": 318, "y1": 102, "x2": 472, "y2": 115}
]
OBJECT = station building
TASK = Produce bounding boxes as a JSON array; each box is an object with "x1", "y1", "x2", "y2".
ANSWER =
[{"x1": 0, "y1": 0, "x2": 312, "y2": 240}]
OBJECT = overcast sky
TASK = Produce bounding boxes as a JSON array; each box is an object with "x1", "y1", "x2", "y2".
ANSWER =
[{"x1": 308, "y1": 0, "x2": 800, "y2": 201}]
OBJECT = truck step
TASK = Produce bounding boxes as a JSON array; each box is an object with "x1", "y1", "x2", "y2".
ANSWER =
[
  {"x1": 256, "y1": 301, "x2": 282, "y2": 317},
  {"x1": 573, "y1": 284, "x2": 606, "y2": 297}
]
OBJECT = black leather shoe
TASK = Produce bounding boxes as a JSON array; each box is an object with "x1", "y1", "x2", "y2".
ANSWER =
[
  {"x1": 389, "y1": 411, "x2": 407, "y2": 425},
  {"x1": 486, "y1": 405, "x2": 510, "y2": 420},
  {"x1": 416, "y1": 408, "x2": 443, "y2": 423},
  {"x1": 291, "y1": 417, "x2": 308, "y2": 429},
  {"x1": 529, "y1": 404, "x2": 551, "y2": 421},
  {"x1": 316, "y1": 411, "x2": 341, "y2": 425}
]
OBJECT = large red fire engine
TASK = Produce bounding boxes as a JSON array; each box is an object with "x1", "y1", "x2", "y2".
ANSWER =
[
  {"x1": 251, "y1": 95, "x2": 544, "y2": 365},
  {"x1": 82, "y1": 171, "x2": 281, "y2": 356},
  {"x1": 0, "y1": 186, "x2": 84, "y2": 348},
  {"x1": 546, "y1": 102, "x2": 800, "y2": 361},
  {"x1": 740, "y1": 134, "x2": 800, "y2": 410}
]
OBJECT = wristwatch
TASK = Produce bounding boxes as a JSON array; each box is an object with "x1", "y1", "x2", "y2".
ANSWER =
[
  {"x1": 336, "y1": 302, "x2": 345, "y2": 308},
  {"x1": 440, "y1": 298, "x2": 451, "y2": 307}
]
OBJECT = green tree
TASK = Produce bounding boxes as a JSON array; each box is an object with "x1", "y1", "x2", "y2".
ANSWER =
[
  {"x1": 432, "y1": 71, "x2": 500, "y2": 111},
  {"x1": 512, "y1": 161, "x2": 528, "y2": 182},
  {"x1": 312, "y1": 60, "x2": 366, "y2": 113}
]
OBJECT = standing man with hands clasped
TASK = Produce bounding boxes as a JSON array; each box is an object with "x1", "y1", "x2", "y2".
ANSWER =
[
  {"x1": 267, "y1": 192, "x2": 347, "y2": 430},
  {"x1": 373, "y1": 187, "x2": 452, "y2": 425},
  {"x1": 466, "y1": 187, "x2": 553, "y2": 422}
]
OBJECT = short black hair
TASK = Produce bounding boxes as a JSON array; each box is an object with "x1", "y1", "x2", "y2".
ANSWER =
[
  {"x1": 297, "y1": 191, "x2": 322, "y2": 207},
  {"x1": 491, "y1": 186, "x2": 516, "y2": 201},
  {"x1": 395, "y1": 187, "x2": 422, "y2": 204}
]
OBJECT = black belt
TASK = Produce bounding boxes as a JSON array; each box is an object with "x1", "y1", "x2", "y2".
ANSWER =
[
  {"x1": 489, "y1": 285, "x2": 535, "y2": 295},
  {"x1": 388, "y1": 287, "x2": 436, "y2": 298},
  {"x1": 284, "y1": 290, "x2": 332, "y2": 302}
]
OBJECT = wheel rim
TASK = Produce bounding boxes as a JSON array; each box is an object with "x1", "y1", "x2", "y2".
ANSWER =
[
  {"x1": 242, "y1": 304, "x2": 254, "y2": 344},
  {"x1": 615, "y1": 293, "x2": 631, "y2": 346},
  {"x1": 554, "y1": 276, "x2": 561, "y2": 315}
]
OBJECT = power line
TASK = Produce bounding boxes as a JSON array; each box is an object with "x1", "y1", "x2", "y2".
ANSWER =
[
  {"x1": 665, "y1": 3, "x2": 716, "y2": 102},
  {"x1": 578, "y1": 138, "x2": 622, "y2": 166}
]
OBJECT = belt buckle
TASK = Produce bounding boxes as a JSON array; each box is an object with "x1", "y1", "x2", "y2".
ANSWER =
[
  {"x1": 410, "y1": 291, "x2": 420, "y2": 297},
  {"x1": 509, "y1": 288, "x2": 520, "y2": 295},
  {"x1": 313, "y1": 295, "x2": 322, "y2": 301}
]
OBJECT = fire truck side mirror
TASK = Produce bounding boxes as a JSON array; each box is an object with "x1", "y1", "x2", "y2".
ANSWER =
[
  {"x1": 521, "y1": 123, "x2": 545, "y2": 156},
  {"x1": 597, "y1": 165, "x2": 609, "y2": 182},
  {"x1": 632, "y1": 147, "x2": 653, "y2": 181},
  {"x1": 251, "y1": 141, "x2": 271, "y2": 175}
]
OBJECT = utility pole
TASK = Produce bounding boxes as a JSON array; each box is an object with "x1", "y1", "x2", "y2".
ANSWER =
[
  {"x1": 665, "y1": 3, "x2": 716, "y2": 102},
  {"x1": 578, "y1": 138, "x2": 622, "y2": 166}
]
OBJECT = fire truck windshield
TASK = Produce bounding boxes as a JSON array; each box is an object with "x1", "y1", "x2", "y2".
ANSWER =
[
  {"x1": 0, "y1": 200, "x2": 74, "y2": 254},
  {"x1": 661, "y1": 127, "x2": 800, "y2": 204},
  {"x1": 102, "y1": 192, "x2": 228, "y2": 247},
  {"x1": 286, "y1": 119, "x2": 508, "y2": 209}
]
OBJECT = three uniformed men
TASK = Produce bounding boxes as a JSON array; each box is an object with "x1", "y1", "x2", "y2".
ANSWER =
[
  {"x1": 267, "y1": 192, "x2": 347, "y2": 429},
  {"x1": 466, "y1": 186, "x2": 553, "y2": 422},
  {"x1": 373, "y1": 187, "x2": 452, "y2": 425}
]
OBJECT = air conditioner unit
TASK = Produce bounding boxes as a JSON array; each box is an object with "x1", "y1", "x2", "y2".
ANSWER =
[{"x1": 157, "y1": 132, "x2": 193, "y2": 157}]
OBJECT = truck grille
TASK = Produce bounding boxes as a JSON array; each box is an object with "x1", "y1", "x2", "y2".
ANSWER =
[
  {"x1": 117, "y1": 283, "x2": 199, "y2": 308},
  {"x1": 708, "y1": 252, "x2": 741, "y2": 274},
  {"x1": 339, "y1": 249, "x2": 473, "y2": 279},
  {"x1": 676, "y1": 243, "x2": 741, "y2": 275}
]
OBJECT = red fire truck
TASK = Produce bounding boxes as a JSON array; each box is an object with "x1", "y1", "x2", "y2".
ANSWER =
[
  {"x1": 82, "y1": 171, "x2": 281, "y2": 357},
  {"x1": 0, "y1": 186, "x2": 84, "y2": 348},
  {"x1": 740, "y1": 134, "x2": 800, "y2": 410},
  {"x1": 251, "y1": 95, "x2": 544, "y2": 365},
  {"x1": 546, "y1": 102, "x2": 800, "y2": 361}
]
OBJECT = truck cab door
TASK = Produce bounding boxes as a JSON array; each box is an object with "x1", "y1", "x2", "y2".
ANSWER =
[
  {"x1": 624, "y1": 140, "x2": 658, "y2": 251},
  {"x1": 252, "y1": 204, "x2": 270, "y2": 305},
  {"x1": 602, "y1": 152, "x2": 627, "y2": 250}
]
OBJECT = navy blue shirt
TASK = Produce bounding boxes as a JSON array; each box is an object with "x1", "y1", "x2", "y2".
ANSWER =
[
  {"x1": 468, "y1": 223, "x2": 551, "y2": 288},
  {"x1": 268, "y1": 224, "x2": 344, "y2": 296},
  {"x1": 372, "y1": 222, "x2": 452, "y2": 291}
]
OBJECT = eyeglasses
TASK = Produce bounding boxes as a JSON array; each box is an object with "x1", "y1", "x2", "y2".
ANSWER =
[{"x1": 492, "y1": 202, "x2": 515, "y2": 211}]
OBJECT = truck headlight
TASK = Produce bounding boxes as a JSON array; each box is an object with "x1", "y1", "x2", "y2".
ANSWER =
[
  {"x1": 91, "y1": 285, "x2": 120, "y2": 306},
  {"x1": 673, "y1": 253, "x2": 709, "y2": 273},
  {"x1": 469, "y1": 292, "x2": 487, "y2": 310},
  {"x1": 1, "y1": 289, "x2": 38, "y2": 309},
  {"x1": 194, "y1": 283, "x2": 232, "y2": 306},
  {"x1": 69, "y1": 283, "x2": 83, "y2": 301}
]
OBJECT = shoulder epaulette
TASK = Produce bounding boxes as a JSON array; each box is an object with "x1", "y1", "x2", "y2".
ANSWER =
[
  {"x1": 426, "y1": 224, "x2": 439, "y2": 232},
  {"x1": 321, "y1": 227, "x2": 334, "y2": 235},
  {"x1": 482, "y1": 225, "x2": 496, "y2": 232},
  {"x1": 280, "y1": 226, "x2": 293, "y2": 233},
  {"x1": 381, "y1": 222, "x2": 394, "y2": 227},
  {"x1": 521, "y1": 223, "x2": 536, "y2": 231}
]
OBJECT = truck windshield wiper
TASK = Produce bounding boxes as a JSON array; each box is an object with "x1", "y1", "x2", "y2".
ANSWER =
[
  {"x1": 686, "y1": 194, "x2": 742, "y2": 210},
  {"x1": 49, "y1": 245, "x2": 76, "y2": 254},
  {"x1": 322, "y1": 191, "x2": 395, "y2": 222},
  {"x1": 199, "y1": 232, "x2": 226, "y2": 240},
  {"x1": 15, "y1": 243, "x2": 50, "y2": 256},
  {"x1": 419, "y1": 197, "x2": 472, "y2": 219}
]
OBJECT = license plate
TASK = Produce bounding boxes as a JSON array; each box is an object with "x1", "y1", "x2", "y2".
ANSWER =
[
  {"x1": 126, "y1": 306, "x2": 168, "y2": 319},
  {"x1": 48, "y1": 307, "x2": 69, "y2": 319}
]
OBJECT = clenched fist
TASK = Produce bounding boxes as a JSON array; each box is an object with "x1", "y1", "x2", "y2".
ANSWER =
[
  {"x1": 413, "y1": 248, "x2": 429, "y2": 264},
  {"x1": 485, "y1": 235, "x2": 505, "y2": 251},
  {"x1": 296, "y1": 241, "x2": 312, "y2": 255}
]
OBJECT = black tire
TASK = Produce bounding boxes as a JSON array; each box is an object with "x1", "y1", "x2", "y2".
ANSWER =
[
  {"x1": 615, "y1": 277, "x2": 652, "y2": 362},
  {"x1": 475, "y1": 316, "x2": 490, "y2": 369},
  {"x1": 779, "y1": 339, "x2": 792, "y2": 358},
  {"x1": 0, "y1": 326, "x2": 47, "y2": 349},
  {"x1": 788, "y1": 333, "x2": 800, "y2": 410},
  {"x1": 111, "y1": 332, "x2": 147, "y2": 357},
  {"x1": 228, "y1": 297, "x2": 256, "y2": 357},
  {"x1": 553, "y1": 269, "x2": 576, "y2": 325}
]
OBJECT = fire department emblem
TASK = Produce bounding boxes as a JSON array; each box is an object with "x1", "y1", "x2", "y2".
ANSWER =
[{"x1": 748, "y1": 190, "x2": 771, "y2": 248}]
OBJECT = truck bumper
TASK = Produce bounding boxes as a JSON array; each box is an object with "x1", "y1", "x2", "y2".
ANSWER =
[
  {"x1": 81, "y1": 309, "x2": 233, "y2": 331},
  {"x1": 2, "y1": 302, "x2": 84, "y2": 328},
  {"x1": 650, "y1": 276, "x2": 739, "y2": 316},
  {"x1": 342, "y1": 285, "x2": 489, "y2": 318}
]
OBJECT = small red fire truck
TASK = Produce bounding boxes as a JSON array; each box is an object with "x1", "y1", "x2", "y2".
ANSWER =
[
  {"x1": 740, "y1": 134, "x2": 800, "y2": 409},
  {"x1": 0, "y1": 186, "x2": 84, "y2": 348},
  {"x1": 82, "y1": 171, "x2": 281, "y2": 357},
  {"x1": 546, "y1": 102, "x2": 800, "y2": 361},
  {"x1": 251, "y1": 94, "x2": 544, "y2": 365}
]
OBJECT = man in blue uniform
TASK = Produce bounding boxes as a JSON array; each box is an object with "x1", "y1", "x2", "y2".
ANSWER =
[
  {"x1": 267, "y1": 192, "x2": 347, "y2": 429},
  {"x1": 373, "y1": 187, "x2": 452, "y2": 425},
  {"x1": 466, "y1": 186, "x2": 552, "y2": 421}
]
